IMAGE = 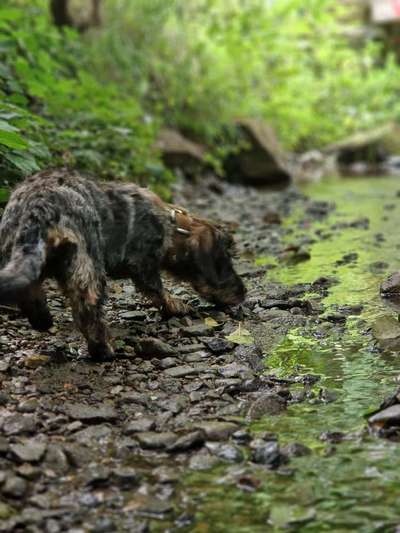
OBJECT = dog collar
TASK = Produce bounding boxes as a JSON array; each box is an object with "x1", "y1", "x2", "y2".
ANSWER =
[{"x1": 169, "y1": 208, "x2": 191, "y2": 236}]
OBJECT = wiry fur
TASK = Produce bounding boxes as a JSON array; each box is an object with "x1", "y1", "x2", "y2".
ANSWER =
[{"x1": 0, "y1": 169, "x2": 246, "y2": 359}]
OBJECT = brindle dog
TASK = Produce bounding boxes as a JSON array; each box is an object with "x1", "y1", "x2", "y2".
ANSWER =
[{"x1": 0, "y1": 169, "x2": 246, "y2": 359}]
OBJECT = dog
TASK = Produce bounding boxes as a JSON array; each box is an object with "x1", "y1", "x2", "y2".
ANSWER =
[{"x1": 0, "y1": 169, "x2": 246, "y2": 359}]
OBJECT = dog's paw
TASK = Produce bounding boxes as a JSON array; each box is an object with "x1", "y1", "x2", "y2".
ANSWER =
[
  {"x1": 163, "y1": 296, "x2": 193, "y2": 317},
  {"x1": 87, "y1": 341, "x2": 115, "y2": 362}
]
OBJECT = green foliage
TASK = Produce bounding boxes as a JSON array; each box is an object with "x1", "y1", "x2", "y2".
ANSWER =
[
  {"x1": 91, "y1": 0, "x2": 400, "y2": 151},
  {"x1": 0, "y1": 1, "x2": 171, "y2": 192}
]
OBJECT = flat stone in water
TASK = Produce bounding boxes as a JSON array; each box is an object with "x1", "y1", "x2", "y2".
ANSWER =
[
  {"x1": 252, "y1": 441, "x2": 286, "y2": 468},
  {"x1": 64, "y1": 403, "x2": 118, "y2": 422},
  {"x1": 369, "y1": 404, "x2": 400, "y2": 426},
  {"x1": 136, "y1": 432, "x2": 177, "y2": 449},
  {"x1": 10, "y1": 440, "x2": 47, "y2": 463},
  {"x1": 372, "y1": 316, "x2": 400, "y2": 350}
]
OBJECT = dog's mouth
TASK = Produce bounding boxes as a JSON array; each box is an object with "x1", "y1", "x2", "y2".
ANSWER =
[{"x1": 194, "y1": 281, "x2": 247, "y2": 307}]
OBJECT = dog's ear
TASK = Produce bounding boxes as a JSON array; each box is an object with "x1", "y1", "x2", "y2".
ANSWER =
[{"x1": 189, "y1": 228, "x2": 220, "y2": 285}]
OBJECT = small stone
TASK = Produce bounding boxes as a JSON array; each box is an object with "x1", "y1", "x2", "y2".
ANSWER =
[
  {"x1": 0, "y1": 502, "x2": 14, "y2": 519},
  {"x1": 2, "y1": 474, "x2": 28, "y2": 498},
  {"x1": 74, "y1": 424, "x2": 113, "y2": 443},
  {"x1": 135, "y1": 498, "x2": 174, "y2": 519},
  {"x1": 206, "y1": 442, "x2": 244, "y2": 463},
  {"x1": 179, "y1": 343, "x2": 204, "y2": 354},
  {"x1": 64, "y1": 403, "x2": 118, "y2": 422},
  {"x1": 136, "y1": 432, "x2": 177, "y2": 450},
  {"x1": 281, "y1": 442, "x2": 312, "y2": 457},
  {"x1": 43, "y1": 445, "x2": 69, "y2": 474},
  {"x1": 189, "y1": 450, "x2": 220, "y2": 471},
  {"x1": 10, "y1": 440, "x2": 47, "y2": 463},
  {"x1": 158, "y1": 357, "x2": 177, "y2": 369},
  {"x1": 91, "y1": 517, "x2": 117, "y2": 533},
  {"x1": 124, "y1": 418, "x2": 156, "y2": 434},
  {"x1": 196, "y1": 421, "x2": 238, "y2": 441}
]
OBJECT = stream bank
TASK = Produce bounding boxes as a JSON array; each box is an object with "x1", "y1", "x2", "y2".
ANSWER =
[{"x1": 0, "y1": 175, "x2": 400, "y2": 532}]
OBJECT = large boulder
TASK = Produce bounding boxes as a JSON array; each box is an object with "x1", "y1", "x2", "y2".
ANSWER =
[
  {"x1": 155, "y1": 128, "x2": 207, "y2": 177},
  {"x1": 224, "y1": 118, "x2": 292, "y2": 187}
]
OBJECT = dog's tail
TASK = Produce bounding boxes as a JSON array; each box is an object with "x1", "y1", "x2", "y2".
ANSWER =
[{"x1": 0, "y1": 228, "x2": 47, "y2": 304}]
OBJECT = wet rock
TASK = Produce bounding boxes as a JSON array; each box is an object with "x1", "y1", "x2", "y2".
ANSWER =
[
  {"x1": 64, "y1": 403, "x2": 118, "y2": 422},
  {"x1": 281, "y1": 442, "x2": 312, "y2": 458},
  {"x1": 320, "y1": 431, "x2": 346, "y2": 443},
  {"x1": 203, "y1": 337, "x2": 235, "y2": 354},
  {"x1": 196, "y1": 421, "x2": 238, "y2": 441},
  {"x1": 134, "y1": 337, "x2": 177, "y2": 358},
  {"x1": 124, "y1": 418, "x2": 156, "y2": 434},
  {"x1": 168, "y1": 431, "x2": 204, "y2": 452},
  {"x1": 10, "y1": 439, "x2": 47, "y2": 463},
  {"x1": 136, "y1": 432, "x2": 177, "y2": 450},
  {"x1": 247, "y1": 393, "x2": 287, "y2": 419},
  {"x1": 381, "y1": 272, "x2": 400, "y2": 295},
  {"x1": 251, "y1": 440, "x2": 287, "y2": 468},
  {"x1": 3, "y1": 414, "x2": 37, "y2": 436},
  {"x1": 368, "y1": 404, "x2": 400, "y2": 431},
  {"x1": 232, "y1": 430, "x2": 252, "y2": 444},
  {"x1": 206, "y1": 442, "x2": 244, "y2": 463},
  {"x1": 372, "y1": 316, "x2": 400, "y2": 351},
  {"x1": 2, "y1": 474, "x2": 28, "y2": 498}
]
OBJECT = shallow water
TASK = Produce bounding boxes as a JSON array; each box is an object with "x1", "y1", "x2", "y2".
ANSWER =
[{"x1": 182, "y1": 177, "x2": 400, "y2": 532}]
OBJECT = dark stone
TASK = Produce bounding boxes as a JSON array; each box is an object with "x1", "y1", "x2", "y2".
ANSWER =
[
  {"x1": 251, "y1": 441, "x2": 286, "y2": 468},
  {"x1": 203, "y1": 337, "x2": 235, "y2": 354},
  {"x1": 113, "y1": 468, "x2": 140, "y2": 489},
  {"x1": 247, "y1": 393, "x2": 287, "y2": 419},
  {"x1": 64, "y1": 403, "x2": 118, "y2": 422},
  {"x1": 281, "y1": 442, "x2": 312, "y2": 457},
  {"x1": 134, "y1": 337, "x2": 177, "y2": 358},
  {"x1": 168, "y1": 431, "x2": 204, "y2": 452}
]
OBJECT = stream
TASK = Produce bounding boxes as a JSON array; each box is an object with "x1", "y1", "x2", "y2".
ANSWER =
[{"x1": 181, "y1": 176, "x2": 400, "y2": 532}]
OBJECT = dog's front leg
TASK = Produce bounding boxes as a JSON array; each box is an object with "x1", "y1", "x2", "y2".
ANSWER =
[{"x1": 130, "y1": 266, "x2": 190, "y2": 318}]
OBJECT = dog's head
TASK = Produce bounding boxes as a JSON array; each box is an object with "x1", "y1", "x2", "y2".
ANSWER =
[{"x1": 164, "y1": 208, "x2": 246, "y2": 306}]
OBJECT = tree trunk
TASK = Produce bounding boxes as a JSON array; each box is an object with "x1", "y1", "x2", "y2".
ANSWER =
[{"x1": 50, "y1": 0, "x2": 101, "y2": 32}]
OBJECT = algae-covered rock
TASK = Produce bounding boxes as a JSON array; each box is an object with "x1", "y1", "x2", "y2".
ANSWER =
[{"x1": 372, "y1": 315, "x2": 400, "y2": 351}]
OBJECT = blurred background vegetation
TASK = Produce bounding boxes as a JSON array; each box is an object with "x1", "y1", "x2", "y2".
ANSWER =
[{"x1": 1, "y1": 0, "x2": 400, "y2": 192}]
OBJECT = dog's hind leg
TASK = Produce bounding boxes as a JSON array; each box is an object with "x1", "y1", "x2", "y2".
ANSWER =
[
  {"x1": 19, "y1": 283, "x2": 53, "y2": 331},
  {"x1": 58, "y1": 256, "x2": 113, "y2": 361}
]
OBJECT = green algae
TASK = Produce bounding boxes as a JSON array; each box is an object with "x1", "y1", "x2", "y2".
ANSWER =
[{"x1": 178, "y1": 177, "x2": 400, "y2": 532}]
